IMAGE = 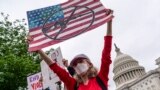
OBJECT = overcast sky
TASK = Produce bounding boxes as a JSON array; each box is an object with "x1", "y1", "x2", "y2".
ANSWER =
[{"x1": 1, "y1": 0, "x2": 160, "y2": 89}]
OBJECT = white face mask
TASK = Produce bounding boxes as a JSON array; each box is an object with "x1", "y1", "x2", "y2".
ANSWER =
[{"x1": 74, "y1": 63, "x2": 89, "y2": 75}]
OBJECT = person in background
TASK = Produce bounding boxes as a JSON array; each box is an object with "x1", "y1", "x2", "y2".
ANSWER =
[{"x1": 63, "y1": 59, "x2": 76, "y2": 77}]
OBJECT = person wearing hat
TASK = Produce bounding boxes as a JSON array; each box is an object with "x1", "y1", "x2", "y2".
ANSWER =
[{"x1": 27, "y1": 12, "x2": 113, "y2": 90}]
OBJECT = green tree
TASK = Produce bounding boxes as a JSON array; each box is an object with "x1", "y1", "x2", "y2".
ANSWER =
[{"x1": 0, "y1": 13, "x2": 40, "y2": 90}]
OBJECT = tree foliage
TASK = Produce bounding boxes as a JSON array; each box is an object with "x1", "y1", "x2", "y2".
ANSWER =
[{"x1": 0, "y1": 13, "x2": 40, "y2": 90}]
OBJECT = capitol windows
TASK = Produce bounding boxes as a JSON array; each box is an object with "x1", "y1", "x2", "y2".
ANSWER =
[
  {"x1": 135, "y1": 62, "x2": 138, "y2": 66},
  {"x1": 122, "y1": 65, "x2": 124, "y2": 69},
  {"x1": 119, "y1": 66, "x2": 121, "y2": 71},
  {"x1": 125, "y1": 64, "x2": 127, "y2": 68},
  {"x1": 119, "y1": 67, "x2": 121, "y2": 71},
  {"x1": 123, "y1": 64, "x2": 125, "y2": 68},
  {"x1": 151, "y1": 85, "x2": 156, "y2": 90},
  {"x1": 123, "y1": 66, "x2": 125, "y2": 70},
  {"x1": 126, "y1": 64, "x2": 128, "y2": 67},
  {"x1": 149, "y1": 80, "x2": 152, "y2": 83},
  {"x1": 147, "y1": 87, "x2": 151, "y2": 90},
  {"x1": 131, "y1": 62, "x2": 133, "y2": 66},
  {"x1": 121, "y1": 65, "x2": 123, "y2": 69}
]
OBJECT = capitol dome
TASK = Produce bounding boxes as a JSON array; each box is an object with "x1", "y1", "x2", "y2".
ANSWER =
[
  {"x1": 113, "y1": 44, "x2": 146, "y2": 89},
  {"x1": 114, "y1": 53, "x2": 134, "y2": 67}
]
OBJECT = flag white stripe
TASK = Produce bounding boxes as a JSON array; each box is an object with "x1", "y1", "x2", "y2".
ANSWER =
[
  {"x1": 55, "y1": 14, "x2": 113, "y2": 39},
  {"x1": 34, "y1": 8, "x2": 105, "y2": 41},
  {"x1": 63, "y1": 2, "x2": 101, "y2": 17},
  {"x1": 62, "y1": 0, "x2": 97, "y2": 13},
  {"x1": 29, "y1": 2, "x2": 103, "y2": 35},
  {"x1": 29, "y1": 14, "x2": 112, "y2": 48},
  {"x1": 33, "y1": 12, "x2": 104, "y2": 41},
  {"x1": 61, "y1": 0, "x2": 81, "y2": 8}
]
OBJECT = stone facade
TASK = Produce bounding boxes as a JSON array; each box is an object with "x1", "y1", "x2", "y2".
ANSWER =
[{"x1": 113, "y1": 44, "x2": 160, "y2": 90}]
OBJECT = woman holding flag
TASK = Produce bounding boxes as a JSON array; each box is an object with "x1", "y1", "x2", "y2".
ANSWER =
[{"x1": 27, "y1": 11, "x2": 113, "y2": 90}]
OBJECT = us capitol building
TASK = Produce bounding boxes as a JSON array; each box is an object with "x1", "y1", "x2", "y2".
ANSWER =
[{"x1": 113, "y1": 44, "x2": 160, "y2": 90}]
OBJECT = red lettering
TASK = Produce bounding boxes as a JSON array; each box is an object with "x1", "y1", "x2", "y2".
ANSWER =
[{"x1": 31, "y1": 82, "x2": 42, "y2": 90}]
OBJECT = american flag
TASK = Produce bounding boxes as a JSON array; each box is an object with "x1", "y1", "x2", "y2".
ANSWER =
[{"x1": 27, "y1": 0, "x2": 113, "y2": 51}]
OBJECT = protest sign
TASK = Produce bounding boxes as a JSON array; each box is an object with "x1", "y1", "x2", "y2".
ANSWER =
[
  {"x1": 27, "y1": 0, "x2": 113, "y2": 51},
  {"x1": 27, "y1": 72, "x2": 43, "y2": 90},
  {"x1": 40, "y1": 47, "x2": 64, "y2": 90}
]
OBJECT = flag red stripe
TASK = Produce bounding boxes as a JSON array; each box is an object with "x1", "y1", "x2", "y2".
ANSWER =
[
  {"x1": 63, "y1": 0, "x2": 101, "y2": 15},
  {"x1": 57, "y1": 15, "x2": 113, "y2": 41},
  {"x1": 29, "y1": 15, "x2": 113, "y2": 51},
  {"x1": 28, "y1": 0, "x2": 113, "y2": 51},
  {"x1": 31, "y1": 9, "x2": 106, "y2": 38},
  {"x1": 30, "y1": 12, "x2": 109, "y2": 43},
  {"x1": 30, "y1": 13, "x2": 112, "y2": 44},
  {"x1": 30, "y1": 5, "x2": 104, "y2": 38},
  {"x1": 29, "y1": 0, "x2": 101, "y2": 33},
  {"x1": 28, "y1": 0, "x2": 83, "y2": 32}
]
